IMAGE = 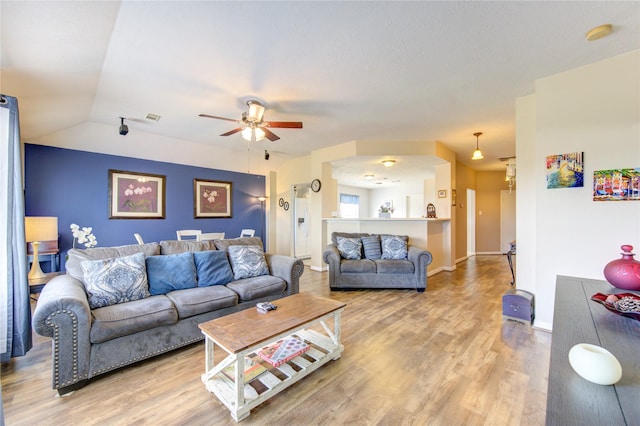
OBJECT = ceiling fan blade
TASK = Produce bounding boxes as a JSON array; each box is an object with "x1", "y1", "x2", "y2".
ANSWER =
[
  {"x1": 220, "y1": 127, "x2": 243, "y2": 136},
  {"x1": 262, "y1": 128, "x2": 280, "y2": 141},
  {"x1": 199, "y1": 113, "x2": 239, "y2": 123},
  {"x1": 265, "y1": 121, "x2": 303, "y2": 129}
]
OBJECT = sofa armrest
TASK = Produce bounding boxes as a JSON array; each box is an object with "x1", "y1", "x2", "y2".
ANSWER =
[
  {"x1": 408, "y1": 245, "x2": 433, "y2": 289},
  {"x1": 323, "y1": 244, "x2": 342, "y2": 287},
  {"x1": 32, "y1": 274, "x2": 92, "y2": 391},
  {"x1": 264, "y1": 253, "x2": 304, "y2": 295}
]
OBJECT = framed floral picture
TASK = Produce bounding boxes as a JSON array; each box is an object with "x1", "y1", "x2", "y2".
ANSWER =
[
  {"x1": 194, "y1": 179, "x2": 232, "y2": 218},
  {"x1": 108, "y1": 170, "x2": 166, "y2": 219}
]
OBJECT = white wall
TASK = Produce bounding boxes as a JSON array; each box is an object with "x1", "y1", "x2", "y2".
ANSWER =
[{"x1": 517, "y1": 50, "x2": 640, "y2": 330}]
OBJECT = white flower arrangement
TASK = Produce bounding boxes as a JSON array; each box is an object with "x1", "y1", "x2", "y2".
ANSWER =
[
  {"x1": 70, "y1": 223, "x2": 98, "y2": 248},
  {"x1": 379, "y1": 204, "x2": 395, "y2": 213}
]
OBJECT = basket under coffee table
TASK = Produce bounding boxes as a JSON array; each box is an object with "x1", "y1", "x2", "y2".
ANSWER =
[{"x1": 198, "y1": 292, "x2": 346, "y2": 422}]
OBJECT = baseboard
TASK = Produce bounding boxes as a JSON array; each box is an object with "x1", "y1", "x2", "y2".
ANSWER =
[
  {"x1": 532, "y1": 320, "x2": 552, "y2": 332},
  {"x1": 427, "y1": 265, "x2": 452, "y2": 276},
  {"x1": 455, "y1": 255, "x2": 469, "y2": 264},
  {"x1": 309, "y1": 264, "x2": 327, "y2": 272},
  {"x1": 476, "y1": 251, "x2": 503, "y2": 255}
]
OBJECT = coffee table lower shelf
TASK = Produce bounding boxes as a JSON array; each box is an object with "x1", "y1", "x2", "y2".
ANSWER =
[{"x1": 201, "y1": 311, "x2": 344, "y2": 422}]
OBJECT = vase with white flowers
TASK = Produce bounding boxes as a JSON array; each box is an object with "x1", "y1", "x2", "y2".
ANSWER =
[
  {"x1": 378, "y1": 204, "x2": 394, "y2": 218},
  {"x1": 70, "y1": 223, "x2": 98, "y2": 249}
]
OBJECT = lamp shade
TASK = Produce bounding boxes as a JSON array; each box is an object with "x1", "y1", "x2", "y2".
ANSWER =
[{"x1": 25, "y1": 216, "x2": 58, "y2": 242}]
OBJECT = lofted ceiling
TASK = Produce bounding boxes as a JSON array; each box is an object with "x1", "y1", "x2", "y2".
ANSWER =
[{"x1": 1, "y1": 1, "x2": 639, "y2": 186}]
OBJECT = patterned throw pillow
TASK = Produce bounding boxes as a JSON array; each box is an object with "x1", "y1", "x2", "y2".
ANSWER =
[
  {"x1": 227, "y1": 245, "x2": 270, "y2": 280},
  {"x1": 381, "y1": 235, "x2": 408, "y2": 260},
  {"x1": 336, "y1": 236, "x2": 362, "y2": 260},
  {"x1": 361, "y1": 235, "x2": 382, "y2": 260},
  {"x1": 81, "y1": 252, "x2": 149, "y2": 309}
]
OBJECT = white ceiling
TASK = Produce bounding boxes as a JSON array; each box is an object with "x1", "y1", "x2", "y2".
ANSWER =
[{"x1": 2, "y1": 1, "x2": 639, "y2": 186}]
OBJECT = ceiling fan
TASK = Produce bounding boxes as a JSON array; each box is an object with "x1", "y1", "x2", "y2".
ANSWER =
[{"x1": 199, "y1": 100, "x2": 303, "y2": 142}]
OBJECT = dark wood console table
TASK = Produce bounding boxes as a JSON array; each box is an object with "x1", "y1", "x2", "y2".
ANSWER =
[{"x1": 546, "y1": 275, "x2": 640, "y2": 425}]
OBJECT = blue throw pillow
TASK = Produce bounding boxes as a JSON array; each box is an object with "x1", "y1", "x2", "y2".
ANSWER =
[
  {"x1": 81, "y1": 252, "x2": 149, "y2": 309},
  {"x1": 381, "y1": 235, "x2": 408, "y2": 260},
  {"x1": 193, "y1": 250, "x2": 234, "y2": 286},
  {"x1": 227, "y1": 245, "x2": 269, "y2": 280},
  {"x1": 336, "y1": 236, "x2": 362, "y2": 260},
  {"x1": 361, "y1": 235, "x2": 382, "y2": 260},
  {"x1": 146, "y1": 252, "x2": 197, "y2": 295}
]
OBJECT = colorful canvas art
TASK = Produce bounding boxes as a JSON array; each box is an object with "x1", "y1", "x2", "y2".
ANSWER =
[
  {"x1": 546, "y1": 152, "x2": 584, "y2": 189},
  {"x1": 593, "y1": 168, "x2": 640, "y2": 201}
]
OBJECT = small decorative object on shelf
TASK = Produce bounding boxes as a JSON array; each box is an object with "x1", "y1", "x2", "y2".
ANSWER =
[
  {"x1": 603, "y1": 245, "x2": 640, "y2": 290},
  {"x1": 426, "y1": 203, "x2": 436, "y2": 218}
]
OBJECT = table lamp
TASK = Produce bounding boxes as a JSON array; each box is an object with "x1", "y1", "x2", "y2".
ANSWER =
[{"x1": 25, "y1": 216, "x2": 58, "y2": 280}]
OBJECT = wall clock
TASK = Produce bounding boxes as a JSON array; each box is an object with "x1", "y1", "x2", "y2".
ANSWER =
[
  {"x1": 311, "y1": 178, "x2": 322, "y2": 192},
  {"x1": 279, "y1": 198, "x2": 284, "y2": 207}
]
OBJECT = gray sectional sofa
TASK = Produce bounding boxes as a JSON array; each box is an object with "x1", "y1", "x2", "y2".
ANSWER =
[
  {"x1": 33, "y1": 237, "x2": 304, "y2": 395},
  {"x1": 323, "y1": 232, "x2": 432, "y2": 292}
]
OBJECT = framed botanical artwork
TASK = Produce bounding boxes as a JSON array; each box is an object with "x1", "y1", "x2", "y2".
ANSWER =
[
  {"x1": 438, "y1": 189, "x2": 447, "y2": 198},
  {"x1": 108, "y1": 170, "x2": 166, "y2": 219},
  {"x1": 194, "y1": 179, "x2": 232, "y2": 218}
]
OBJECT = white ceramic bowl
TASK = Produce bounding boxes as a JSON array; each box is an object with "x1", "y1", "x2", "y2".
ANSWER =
[{"x1": 568, "y1": 343, "x2": 622, "y2": 385}]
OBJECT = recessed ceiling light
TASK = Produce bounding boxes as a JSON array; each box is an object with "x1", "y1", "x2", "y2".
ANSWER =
[
  {"x1": 364, "y1": 174, "x2": 375, "y2": 180},
  {"x1": 382, "y1": 160, "x2": 396, "y2": 168},
  {"x1": 586, "y1": 24, "x2": 613, "y2": 41},
  {"x1": 145, "y1": 113, "x2": 161, "y2": 121}
]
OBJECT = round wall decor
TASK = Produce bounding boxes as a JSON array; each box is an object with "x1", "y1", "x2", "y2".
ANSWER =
[
  {"x1": 283, "y1": 201, "x2": 290, "y2": 211},
  {"x1": 311, "y1": 178, "x2": 322, "y2": 192},
  {"x1": 279, "y1": 197, "x2": 284, "y2": 207}
]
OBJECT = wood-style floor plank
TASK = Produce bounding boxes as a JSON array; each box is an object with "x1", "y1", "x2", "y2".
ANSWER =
[{"x1": 1, "y1": 255, "x2": 550, "y2": 425}]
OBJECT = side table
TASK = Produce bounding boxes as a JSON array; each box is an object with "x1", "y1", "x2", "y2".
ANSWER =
[{"x1": 29, "y1": 271, "x2": 64, "y2": 298}]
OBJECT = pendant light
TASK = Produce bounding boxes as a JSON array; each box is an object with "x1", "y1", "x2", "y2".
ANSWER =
[{"x1": 472, "y1": 132, "x2": 484, "y2": 160}]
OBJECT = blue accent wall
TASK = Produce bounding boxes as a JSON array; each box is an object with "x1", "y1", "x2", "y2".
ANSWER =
[{"x1": 25, "y1": 144, "x2": 265, "y2": 268}]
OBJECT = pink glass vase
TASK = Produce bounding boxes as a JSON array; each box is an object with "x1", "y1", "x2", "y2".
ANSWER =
[{"x1": 603, "y1": 245, "x2": 640, "y2": 291}]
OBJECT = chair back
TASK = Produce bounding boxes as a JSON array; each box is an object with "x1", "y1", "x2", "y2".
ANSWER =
[
  {"x1": 197, "y1": 232, "x2": 225, "y2": 241},
  {"x1": 240, "y1": 229, "x2": 255, "y2": 238},
  {"x1": 133, "y1": 233, "x2": 144, "y2": 245},
  {"x1": 176, "y1": 230, "x2": 202, "y2": 240}
]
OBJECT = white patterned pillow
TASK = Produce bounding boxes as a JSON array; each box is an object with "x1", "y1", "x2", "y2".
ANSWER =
[
  {"x1": 381, "y1": 235, "x2": 408, "y2": 260},
  {"x1": 336, "y1": 236, "x2": 362, "y2": 260},
  {"x1": 81, "y1": 252, "x2": 149, "y2": 309},
  {"x1": 227, "y1": 245, "x2": 270, "y2": 280}
]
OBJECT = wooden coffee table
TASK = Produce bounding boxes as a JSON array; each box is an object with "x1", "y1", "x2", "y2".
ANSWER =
[{"x1": 198, "y1": 292, "x2": 346, "y2": 422}]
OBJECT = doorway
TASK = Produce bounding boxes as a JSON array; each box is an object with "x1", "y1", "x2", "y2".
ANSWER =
[
  {"x1": 291, "y1": 183, "x2": 311, "y2": 259},
  {"x1": 500, "y1": 190, "x2": 516, "y2": 253}
]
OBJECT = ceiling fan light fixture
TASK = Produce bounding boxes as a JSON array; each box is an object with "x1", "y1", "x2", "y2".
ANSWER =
[
  {"x1": 241, "y1": 127, "x2": 252, "y2": 141},
  {"x1": 472, "y1": 132, "x2": 484, "y2": 160},
  {"x1": 382, "y1": 160, "x2": 396, "y2": 168},
  {"x1": 247, "y1": 100, "x2": 265, "y2": 122},
  {"x1": 241, "y1": 126, "x2": 266, "y2": 142}
]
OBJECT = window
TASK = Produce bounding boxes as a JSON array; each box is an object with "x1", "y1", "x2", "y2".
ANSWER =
[{"x1": 339, "y1": 193, "x2": 359, "y2": 218}]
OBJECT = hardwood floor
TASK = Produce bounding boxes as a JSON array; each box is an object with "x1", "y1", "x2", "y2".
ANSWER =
[{"x1": 2, "y1": 255, "x2": 550, "y2": 426}]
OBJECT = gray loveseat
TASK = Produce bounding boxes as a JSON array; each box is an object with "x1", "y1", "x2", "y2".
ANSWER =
[
  {"x1": 33, "y1": 237, "x2": 304, "y2": 395},
  {"x1": 323, "y1": 232, "x2": 432, "y2": 292}
]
